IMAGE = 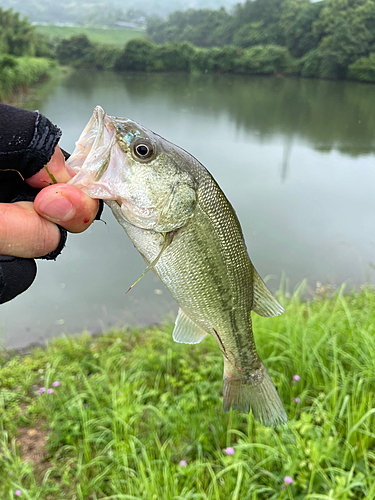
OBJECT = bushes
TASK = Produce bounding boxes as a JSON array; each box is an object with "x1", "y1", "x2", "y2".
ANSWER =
[
  {"x1": 93, "y1": 44, "x2": 122, "y2": 70},
  {"x1": 299, "y1": 48, "x2": 323, "y2": 78},
  {"x1": 348, "y1": 53, "x2": 375, "y2": 82},
  {"x1": 56, "y1": 34, "x2": 94, "y2": 66},
  {"x1": 153, "y1": 42, "x2": 195, "y2": 72},
  {"x1": 0, "y1": 55, "x2": 54, "y2": 100},
  {"x1": 0, "y1": 7, "x2": 54, "y2": 99},
  {"x1": 60, "y1": 34, "x2": 296, "y2": 77},
  {"x1": 114, "y1": 38, "x2": 155, "y2": 71},
  {"x1": 192, "y1": 45, "x2": 244, "y2": 73},
  {"x1": 239, "y1": 45, "x2": 294, "y2": 74},
  {"x1": 56, "y1": 34, "x2": 123, "y2": 70}
]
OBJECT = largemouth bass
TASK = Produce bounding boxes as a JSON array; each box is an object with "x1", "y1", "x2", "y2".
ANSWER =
[{"x1": 68, "y1": 106, "x2": 287, "y2": 426}]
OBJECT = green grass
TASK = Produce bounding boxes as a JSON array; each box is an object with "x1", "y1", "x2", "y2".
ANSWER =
[
  {"x1": 0, "y1": 56, "x2": 56, "y2": 101},
  {"x1": 35, "y1": 25, "x2": 145, "y2": 46},
  {"x1": 1, "y1": 284, "x2": 375, "y2": 499}
]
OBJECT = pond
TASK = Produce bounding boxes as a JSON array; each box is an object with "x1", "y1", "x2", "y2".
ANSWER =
[{"x1": 2, "y1": 70, "x2": 375, "y2": 348}]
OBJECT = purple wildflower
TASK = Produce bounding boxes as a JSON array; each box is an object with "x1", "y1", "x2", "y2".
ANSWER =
[
  {"x1": 52, "y1": 381, "x2": 60, "y2": 387},
  {"x1": 293, "y1": 397, "x2": 301, "y2": 403},
  {"x1": 83, "y1": 404, "x2": 88, "y2": 409},
  {"x1": 37, "y1": 387, "x2": 46, "y2": 395},
  {"x1": 224, "y1": 447, "x2": 235, "y2": 456},
  {"x1": 179, "y1": 460, "x2": 187, "y2": 466},
  {"x1": 293, "y1": 375, "x2": 300, "y2": 381},
  {"x1": 15, "y1": 491, "x2": 22, "y2": 497},
  {"x1": 47, "y1": 388, "x2": 54, "y2": 394},
  {"x1": 284, "y1": 476, "x2": 293, "y2": 484}
]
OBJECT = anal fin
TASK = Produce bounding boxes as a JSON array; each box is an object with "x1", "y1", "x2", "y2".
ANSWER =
[
  {"x1": 252, "y1": 266, "x2": 284, "y2": 317},
  {"x1": 173, "y1": 308, "x2": 208, "y2": 344}
]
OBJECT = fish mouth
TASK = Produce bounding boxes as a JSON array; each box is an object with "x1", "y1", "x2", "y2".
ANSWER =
[
  {"x1": 67, "y1": 106, "x2": 168, "y2": 230},
  {"x1": 68, "y1": 106, "x2": 114, "y2": 175},
  {"x1": 67, "y1": 105, "x2": 124, "y2": 199}
]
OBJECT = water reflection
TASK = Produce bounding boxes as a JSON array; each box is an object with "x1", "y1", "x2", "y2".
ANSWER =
[
  {"x1": 109, "y1": 72, "x2": 375, "y2": 157},
  {"x1": 30, "y1": 71, "x2": 375, "y2": 158},
  {"x1": 2, "y1": 70, "x2": 375, "y2": 349}
]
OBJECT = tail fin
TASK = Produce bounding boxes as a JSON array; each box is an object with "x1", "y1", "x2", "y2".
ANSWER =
[{"x1": 223, "y1": 360, "x2": 287, "y2": 426}]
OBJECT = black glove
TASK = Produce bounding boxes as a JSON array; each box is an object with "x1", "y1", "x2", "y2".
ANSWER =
[{"x1": 0, "y1": 103, "x2": 102, "y2": 304}]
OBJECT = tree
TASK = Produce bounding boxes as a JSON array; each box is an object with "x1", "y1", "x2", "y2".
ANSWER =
[
  {"x1": 318, "y1": 18, "x2": 371, "y2": 78},
  {"x1": 152, "y1": 42, "x2": 195, "y2": 71},
  {"x1": 279, "y1": 0, "x2": 323, "y2": 57},
  {"x1": 231, "y1": 0, "x2": 285, "y2": 46},
  {"x1": 0, "y1": 7, "x2": 50, "y2": 57},
  {"x1": 56, "y1": 35, "x2": 94, "y2": 66},
  {"x1": 115, "y1": 39, "x2": 156, "y2": 71},
  {"x1": 147, "y1": 8, "x2": 232, "y2": 47},
  {"x1": 348, "y1": 51, "x2": 375, "y2": 81}
]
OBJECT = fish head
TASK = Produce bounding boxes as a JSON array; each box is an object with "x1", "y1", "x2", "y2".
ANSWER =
[{"x1": 68, "y1": 106, "x2": 197, "y2": 232}]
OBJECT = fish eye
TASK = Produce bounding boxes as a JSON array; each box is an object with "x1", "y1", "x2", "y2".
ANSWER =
[
  {"x1": 132, "y1": 138, "x2": 154, "y2": 162},
  {"x1": 136, "y1": 144, "x2": 150, "y2": 156}
]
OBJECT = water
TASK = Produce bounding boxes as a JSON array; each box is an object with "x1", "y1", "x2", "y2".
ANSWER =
[{"x1": 2, "y1": 71, "x2": 375, "y2": 348}]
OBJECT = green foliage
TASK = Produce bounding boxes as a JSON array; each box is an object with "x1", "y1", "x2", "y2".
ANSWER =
[
  {"x1": 299, "y1": 48, "x2": 323, "y2": 78},
  {"x1": 153, "y1": 42, "x2": 195, "y2": 72},
  {"x1": 148, "y1": 8, "x2": 232, "y2": 48},
  {"x1": 0, "y1": 56, "x2": 54, "y2": 100},
  {"x1": 114, "y1": 38, "x2": 156, "y2": 71},
  {"x1": 238, "y1": 45, "x2": 294, "y2": 75},
  {"x1": 1, "y1": 286, "x2": 375, "y2": 497},
  {"x1": 318, "y1": 19, "x2": 371, "y2": 79},
  {"x1": 191, "y1": 45, "x2": 244, "y2": 73},
  {"x1": 92, "y1": 44, "x2": 123, "y2": 70},
  {"x1": 0, "y1": 7, "x2": 50, "y2": 57},
  {"x1": 232, "y1": 0, "x2": 285, "y2": 47},
  {"x1": 232, "y1": 21, "x2": 277, "y2": 49},
  {"x1": 348, "y1": 52, "x2": 375, "y2": 81},
  {"x1": 0, "y1": 7, "x2": 53, "y2": 99},
  {"x1": 56, "y1": 34, "x2": 122, "y2": 70},
  {"x1": 191, "y1": 45, "x2": 294, "y2": 75},
  {"x1": 55, "y1": 34, "x2": 296, "y2": 77},
  {"x1": 56, "y1": 34, "x2": 94, "y2": 66},
  {"x1": 144, "y1": 0, "x2": 375, "y2": 82},
  {"x1": 280, "y1": 0, "x2": 324, "y2": 58}
]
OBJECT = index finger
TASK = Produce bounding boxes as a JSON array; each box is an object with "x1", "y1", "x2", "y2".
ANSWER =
[{"x1": 25, "y1": 145, "x2": 76, "y2": 188}]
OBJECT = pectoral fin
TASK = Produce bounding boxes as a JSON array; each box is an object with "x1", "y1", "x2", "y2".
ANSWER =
[
  {"x1": 173, "y1": 308, "x2": 208, "y2": 344},
  {"x1": 252, "y1": 267, "x2": 284, "y2": 317}
]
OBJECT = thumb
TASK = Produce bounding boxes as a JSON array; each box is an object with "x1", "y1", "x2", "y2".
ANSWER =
[{"x1": 34, "y1": 184, "x2": 99, "y2": 233}]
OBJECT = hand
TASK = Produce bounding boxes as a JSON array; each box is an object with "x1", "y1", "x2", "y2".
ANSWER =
[{"x1": 0, "y1": 145, "x2": 99, "y2": 258}]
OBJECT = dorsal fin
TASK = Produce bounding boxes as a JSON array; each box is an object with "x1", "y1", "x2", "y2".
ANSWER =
[
  {"x1": 252, "y1": 267, "x2": 284, "y2": 317},
  {"x1": 173, "y1": 308, "x2": 208, "y2": 344}
]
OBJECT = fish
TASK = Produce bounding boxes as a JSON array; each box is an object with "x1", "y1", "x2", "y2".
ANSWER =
[{"x1": 68, "y1": 105, "x2": 287, "y2": 426}]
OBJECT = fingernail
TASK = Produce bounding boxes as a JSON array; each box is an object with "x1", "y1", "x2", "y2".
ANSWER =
[{"x1": 38, "y1": 196, "x2": 74, "y2": 221}]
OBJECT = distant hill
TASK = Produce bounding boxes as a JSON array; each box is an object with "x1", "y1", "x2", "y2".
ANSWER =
[{"x1": 0, "y1": 0, "x2": 242, "y2": 25}]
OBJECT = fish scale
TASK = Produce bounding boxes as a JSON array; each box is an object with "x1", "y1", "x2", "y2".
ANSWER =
[{"x1": 68, "y1": 105, "x2": 288, "y2": 426}]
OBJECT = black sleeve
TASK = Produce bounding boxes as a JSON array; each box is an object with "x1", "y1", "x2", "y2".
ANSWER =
[
  {"x1": 0, "y1": 104, "x2": 67, "y2": 304},
  {"x1": 0, "y1": 103, "x2": 62, "y2": 203}
]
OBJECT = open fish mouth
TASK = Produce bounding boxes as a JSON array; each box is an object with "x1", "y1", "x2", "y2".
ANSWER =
[
  {"x1": 67, "y1": 106, "x2": 126, "y2": 199},
  {"x1": 68, "y1": 106, "x2": 115, "y2": 176}
]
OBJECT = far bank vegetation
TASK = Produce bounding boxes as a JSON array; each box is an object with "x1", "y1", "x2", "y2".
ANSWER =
[
  {"x1": 2, "y1": 0, "x2": 375, "y2": 100},
  {"x1": 0, "y1": 8, "x2": 54, "y2": 100},
  {"x1": 54, "y1": 0, "x2": 375, "y2": 82}
]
